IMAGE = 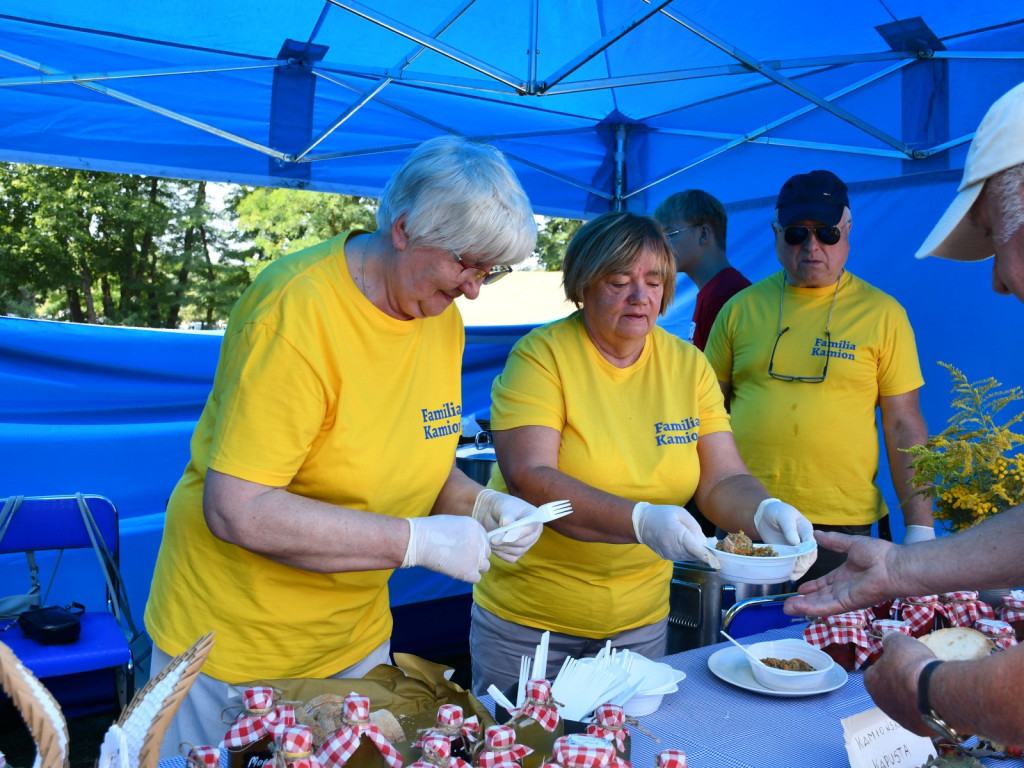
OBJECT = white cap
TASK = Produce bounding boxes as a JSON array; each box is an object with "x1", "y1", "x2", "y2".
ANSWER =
[{"x1": 916, "y1": 81, "x2": 1024, "y2": 262}]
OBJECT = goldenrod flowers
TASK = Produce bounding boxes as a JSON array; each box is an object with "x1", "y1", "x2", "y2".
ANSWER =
[{"x1": 904, "y1": 363, "x2": 1024, "y2": 533}]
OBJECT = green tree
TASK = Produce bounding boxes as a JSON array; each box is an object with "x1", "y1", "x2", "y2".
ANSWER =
[
  {"x1": 229, "y1": 186, "x2": 377, "y2": 278},
  {"x1": 535, "y1": 217, "x2": 583, "y2": 270}
]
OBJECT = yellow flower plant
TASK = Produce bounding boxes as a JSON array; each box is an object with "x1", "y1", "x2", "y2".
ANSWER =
[{"x1": 904, "y1": 363, "x2": 1024, "y2": 533}]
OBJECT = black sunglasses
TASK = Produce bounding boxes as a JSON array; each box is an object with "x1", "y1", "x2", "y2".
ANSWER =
[{"x1": 782, "y1": 224, "x2": 843, "y2": 247}]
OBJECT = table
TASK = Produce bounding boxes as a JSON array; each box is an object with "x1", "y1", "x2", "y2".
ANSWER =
[
  {"x1": 156, "y1": 625, "x2": 1008, "y2": 768},
  {"x1": 482, "y1": 624, "x2": 1007, "y2": 768}
]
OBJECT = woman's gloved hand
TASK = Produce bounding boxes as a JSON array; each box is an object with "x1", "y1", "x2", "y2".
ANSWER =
[
  {"x1": 471, "y1": 488, "x2": 543, "y2": 563},
  {"x1": 401, "y1": 516, "x2": 491, "y2": 583},
  {"x1": 632, "y1": 502, "x2": 720, "y2": 567},
  {"x1": 753, "y1": 498, "x2": 815, "y2": 545},
  {"x1": 753, "y1": 498, "x2": 817, "y2": 580},
  {"x1": 901, "y1": 524, "x2": 936, "y2": 545}
]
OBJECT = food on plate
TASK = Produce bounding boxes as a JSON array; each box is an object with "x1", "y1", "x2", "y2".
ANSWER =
[
  {"x1": 917, "y1": 627, "x2": 995, "y2": 661},
  {"x1": 759, "y1": 656, "x2": 816, "y2": 672},
  {"x1": 715, "y1": 530, "x2": 777, "y2": 558}
]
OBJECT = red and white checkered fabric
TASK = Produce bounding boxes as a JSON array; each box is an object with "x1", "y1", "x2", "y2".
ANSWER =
[
  {"x1": 410, "y1": 732, "x2": 471, "y2": 768},
  {"x1": 1000, "y1": 591, "x2": 1024, "y2": 623},
  {"x1": 862, "y1": 619, "x2": 913, "y2": 666},
  {"x1": 275, "y1": 725, "x2": 324, "y2": 768},
  {"x1": 413, "y1": 705, "x2": 480, "y2": 748},
  {"x1": 975, "y1": 618, "x2": 1018, "y2": 650},
  {"x1": 551, "y1": 735, "x2": 614, "y2": 768},
  {"x1": 586, "y1": 704, "x2": 627, "y2": 752},
  {"x1": 315, "y1": 693, "x2": 403, "y2": 768},
  {"x1": 510, "y1": 679, "x2": 560, "y2": 733},
  {"x1": 890, "y1": 595, "x2": 939, "y2": 636},
  {"x1": 803, "y1": 610, "x2": 872, "y2": 666},
  {"x1": 655, "y1": 750, "x2": 687, "y2": 768},
  {"x1": 223, "y1": 687, "x2": 297, "y2": 748},
  {"x1": 936, "y1": 591, "x2": 996, "y2": 627},
  {"x1": 185, "y1": 745, "x2": 221, "y2": 768},
  {"x1": 476, "y1": 725, "x2": 532, "y2": 768}
]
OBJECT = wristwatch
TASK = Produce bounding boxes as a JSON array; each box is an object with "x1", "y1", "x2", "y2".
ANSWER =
[{"x1": 917, "y1": 659, "x2": 962, "y2": 743}]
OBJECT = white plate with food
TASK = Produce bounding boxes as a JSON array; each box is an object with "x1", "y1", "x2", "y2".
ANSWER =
[
  {"x1": 707, "y1": 645, "x2": 847, "y2": 697},
  {"x1": 705, "y1": 531, "x2": 817, "y2": 585}
]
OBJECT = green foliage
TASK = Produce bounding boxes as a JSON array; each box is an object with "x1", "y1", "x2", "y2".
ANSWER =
[
  {"x1": 0, "y1": 164, "x2": 377, "y2": 328},
  {"x1": 230, "y1": 186, "x2": 377, "y2": 269},
  {"x1": 535, "y1": 217, "x2": 583, "y2": 271},
  {"x1": 904, "y1": 362, "x2": 1024, "y2": 532}
]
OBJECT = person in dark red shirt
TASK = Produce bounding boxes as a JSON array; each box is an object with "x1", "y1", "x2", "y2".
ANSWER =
[{"x1": 653, "y1": 189, "x2": 750, "y2": 351}]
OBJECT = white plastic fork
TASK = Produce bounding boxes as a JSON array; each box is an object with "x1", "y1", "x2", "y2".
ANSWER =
[{"x1": 489, "y1": 499, "x2": 573, "y2": 543}]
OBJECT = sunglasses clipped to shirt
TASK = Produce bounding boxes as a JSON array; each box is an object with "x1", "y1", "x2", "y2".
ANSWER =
[{"x1": 781, "y1": 223, "x2": 844, "y2": 247}]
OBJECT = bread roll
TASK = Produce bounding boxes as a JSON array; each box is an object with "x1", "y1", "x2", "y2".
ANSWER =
[{"x1": 917, "y1": 627, "x2": 994, "y2": 660}]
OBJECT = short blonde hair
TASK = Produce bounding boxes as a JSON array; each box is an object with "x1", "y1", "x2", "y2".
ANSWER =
[{"x1": 562, "y1": 211, "x2": 676, "y2": 314}]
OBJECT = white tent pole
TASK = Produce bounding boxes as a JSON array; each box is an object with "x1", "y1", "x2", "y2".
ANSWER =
[
  {"x1": 656, "y1": 8, "x2": 920, "y2": 157},
  {"x1": 294, "y1": 1, "x2": 476, "y2": 161},
  {"x1": 326, "y1": 0, "x2": 525, "y2": 92}
]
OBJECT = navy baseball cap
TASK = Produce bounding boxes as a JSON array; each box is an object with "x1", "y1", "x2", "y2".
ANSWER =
[{"x1": 775, "y1": 170, "x2": 849, "y2": 226}]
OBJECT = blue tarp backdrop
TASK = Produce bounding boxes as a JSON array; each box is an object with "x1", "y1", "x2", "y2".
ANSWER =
[{"x1": 2, "y1": 2, "x2": 1024, "y2": 634}]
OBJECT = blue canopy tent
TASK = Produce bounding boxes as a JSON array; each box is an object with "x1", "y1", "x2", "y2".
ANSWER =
[{"x1": 2, "y1": 1, "x2": 1024, "y2": 650}]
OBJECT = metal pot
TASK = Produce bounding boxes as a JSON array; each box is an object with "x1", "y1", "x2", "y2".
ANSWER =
[{"x1": 455, "y1": 431, "x2": 496, "y2": 485}]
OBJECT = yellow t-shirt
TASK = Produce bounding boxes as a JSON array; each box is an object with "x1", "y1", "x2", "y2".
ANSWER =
[
  {"x1": 473, "y1": 312, "x2": 731, "y2": 638},
  {"x1": 704, "y1": 270, "x2": 924, "y2": 526},
  {"x1": 146, "y1": 232, "x2": 465, "y2": 682}
]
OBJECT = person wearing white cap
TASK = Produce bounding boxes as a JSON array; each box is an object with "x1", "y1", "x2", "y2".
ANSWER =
[
  {"x1": 786, "y1": 82, "x2": 1024, "y2": 749},
  {"x1": 916, "y1": 81, "x2": 1024, "y2": 299}
]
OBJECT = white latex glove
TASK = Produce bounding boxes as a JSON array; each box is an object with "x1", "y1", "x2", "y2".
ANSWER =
[
  {"x1": 753, "y1": 498, "x2": 815, "y2": 545},
  {"x1": 401, "y1": 516, "x2": 491, "y2": 583},
  {"x1": 471, "y1": 488, "x2": 543, "y2": 563},
  {"x1": 632, "y1": 502, "x2": 720, "y2": 568},
  {"x1": 753, "y1": 498, "x2": 817, "y2": 581},
  {"x1": 902, "y1": 524, "x2": 936, "y2": 545}
]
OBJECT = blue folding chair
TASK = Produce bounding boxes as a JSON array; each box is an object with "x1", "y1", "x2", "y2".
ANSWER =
[
  {"x1": 721, "y1": 593, "x2": 805, "y2": 638},
  {"x1": 0, "y1": 494, "x2": 139, "y2": 716}
]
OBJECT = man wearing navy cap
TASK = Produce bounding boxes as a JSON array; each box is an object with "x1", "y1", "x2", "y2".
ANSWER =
[{"x1": 705, "y1": 170, "x2": 935, "y2": 583}]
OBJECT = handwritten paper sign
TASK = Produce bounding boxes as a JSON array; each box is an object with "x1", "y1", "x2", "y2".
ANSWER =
[{"x1": 843, "y1": 708, "x2": 936, "y2": 768}]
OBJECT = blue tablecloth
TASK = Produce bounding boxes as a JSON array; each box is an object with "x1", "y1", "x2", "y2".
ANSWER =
[{"x1": 481, "y1": 624, "x2": 1010, "y2": 768}]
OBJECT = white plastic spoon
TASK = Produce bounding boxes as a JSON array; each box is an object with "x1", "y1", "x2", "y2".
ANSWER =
[{"x1": 719, "y1": 630, "x2": 771, "y2": 670}]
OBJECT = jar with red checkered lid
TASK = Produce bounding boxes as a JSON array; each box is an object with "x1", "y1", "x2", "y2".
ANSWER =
[
  {"x1": 476, "y1": 724, "x2": 533, "y2": 768},
  {"x1": 935, "y1": 591, "x2": 996, "y2": 629},
  {"x1": 890, "y1": 595, "x2": 940, "y2": 638},
  {"x1": 224, "y1": 686, "x2": 297, "y2": 768},
  {"x1": 655, "y1": 750, "x2": 687, "y2": 768},
  {"x1": 585, "y1": 704, "x2": 630, "y2": 763},
  {"x1": 802, "y1": 610, "x2": 872, "y2": 671},
  {"x1": 863, "y1": 618, "x2": 913, "y2": 667},
  {"x1": 975, "y1": 618, "x2": 1019, "y2": 650},
  {"x1": 414, "y1": 704, "x2": 480, "y2": 762},
  {"x1": 999, "y1": 590, "x2": 1024, "y2": 641}
]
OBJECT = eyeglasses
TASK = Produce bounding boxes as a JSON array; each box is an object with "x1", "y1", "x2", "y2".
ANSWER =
[
  {"x1": 769, "y1": 327, "x2": 830, "y2": 382},
  {"x1": 767, "y1": 272, "x2": 842, "y2": 383},
  {"x1": 779, "y1": 220, "x2": 849, "y2": 247},
  {"x1": 448, "y1": 250, "x2": 513, "y2": 285},
  {"x1": 664, "y1": 226, "x2": 690, "y2": 239}
]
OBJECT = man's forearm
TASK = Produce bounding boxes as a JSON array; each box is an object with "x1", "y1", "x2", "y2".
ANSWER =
[
  {"x1": 929, "y1": 645, "x2": 1024, "y2": 747},
  {"x1": 891, "y1": 505, "x2": 1024, "y2": 593}
]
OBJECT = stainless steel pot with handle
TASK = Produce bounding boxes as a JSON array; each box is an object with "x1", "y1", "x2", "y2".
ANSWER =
[{"x1": 455, "y1": 431, "x2": 496, "y2": 485}]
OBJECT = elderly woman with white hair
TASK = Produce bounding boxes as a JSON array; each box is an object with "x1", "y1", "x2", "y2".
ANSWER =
[{"x1": 145, "y1": 135, "x2": 542, "y2": 753}]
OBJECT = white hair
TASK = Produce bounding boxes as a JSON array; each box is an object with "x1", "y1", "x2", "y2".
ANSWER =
[
  {"x1": 376, "y1": 136, "x2": 537, "y2": 266},
  {"x1": 989, "y1": 162, "x2": 1024, "y2": 246}
]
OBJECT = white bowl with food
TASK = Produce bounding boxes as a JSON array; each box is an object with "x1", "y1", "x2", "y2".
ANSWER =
[
  {"x1": 744, "y1": 638, "x2": 834, "y2": 692},
  {"x1": 704, "y1": 532, "x2": 817, "y2": 585}
]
